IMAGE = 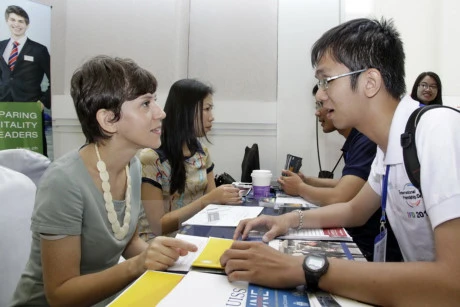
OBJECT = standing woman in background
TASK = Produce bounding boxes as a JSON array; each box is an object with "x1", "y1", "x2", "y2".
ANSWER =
[
  {"x1": 410, "y1": 71, "x2": 443, "y2": 105},
  {"x1": 138, "y1": 79, "x2": 241, "y2": 240}
]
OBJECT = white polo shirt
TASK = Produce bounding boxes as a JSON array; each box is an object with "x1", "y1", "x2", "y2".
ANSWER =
[{"x1": 368, "y1": 95, "x2": 460, "y2": 261}]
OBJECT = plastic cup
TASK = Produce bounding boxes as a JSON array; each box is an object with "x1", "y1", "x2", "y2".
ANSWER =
[{"x1": 251, "y1": 170, "x2": 272, "y2": 198}]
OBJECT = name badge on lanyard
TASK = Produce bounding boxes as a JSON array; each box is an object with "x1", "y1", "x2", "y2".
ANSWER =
[{"x1": 374, "y1": 165, "x2": 390, "y2": 262}]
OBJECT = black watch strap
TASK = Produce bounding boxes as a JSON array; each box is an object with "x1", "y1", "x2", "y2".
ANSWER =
[{"x1": 302, "y1": 254, "x2": 329, "y2": 291}]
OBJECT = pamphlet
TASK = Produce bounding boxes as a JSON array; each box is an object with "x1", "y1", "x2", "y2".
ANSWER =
[
  {"x1": 191, "y1": 237, "x2": 233, "y2": 271},
  {"x1": 169, "y1": 234, "x2": 233, "y2": 273},
  {"x1": 279, "y1": 227, "x2": 353, "y2": 242},
  {"x1": 108, "y1": 271, "x2": 184, "y2": 307},
  {"x1": 285, "y1": 153, "x2": 303, "y2": 173},
  {"x1": 269, "y1": 239, "x2": 366, "y2": 261},
  {"x1": 157, "y1": 271, "x2": 248, "y2": 306}
]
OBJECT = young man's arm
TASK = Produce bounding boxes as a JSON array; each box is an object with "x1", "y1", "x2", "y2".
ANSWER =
[
  {"x1": 224, "y1": 183, "x2": 460, "y2": 306},
  {"x1": 303, "y1": 175, "x2": 339, "y2": 188},
  {"x1": 279, "y1": 171, "x2": 365, "y2": 207}
]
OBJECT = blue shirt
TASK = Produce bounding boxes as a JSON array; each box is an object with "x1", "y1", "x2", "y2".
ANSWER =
[{"x1": 341, "y1": 128, "x2": 376, "y2": 180}]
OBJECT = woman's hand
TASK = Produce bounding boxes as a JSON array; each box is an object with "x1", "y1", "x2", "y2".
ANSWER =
[
  {"x1": 208, "y1": 184, "x2": 242, "y2": 205},
  {"x1": 136, "y1": 237, "x2": 197, "y2": 273}
]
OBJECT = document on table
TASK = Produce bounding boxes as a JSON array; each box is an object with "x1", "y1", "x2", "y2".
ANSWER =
[
  {"x1": 168, "y1": 234, "x2": 233, "y2": 272},
  {"x1": 168, "y1": 234, "x2": 209, "y2": 272},
  {"x1": 279, "y1": 227, "x2": 353, "y2": 241},
  {"x1": 157, "y1": 271, "x2": 248, "y2": 306},
  {"x1": 181, "y1": 204, "x2": 264, "y2": 227}
]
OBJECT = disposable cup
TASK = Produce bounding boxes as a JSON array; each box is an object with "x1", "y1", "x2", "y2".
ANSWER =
[{"x1": 251, "y1": 170, "x2": 272, "y2": 198}]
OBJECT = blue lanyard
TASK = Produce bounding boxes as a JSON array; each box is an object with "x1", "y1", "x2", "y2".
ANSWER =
[{"x1": 380, "y1": 165, "x2": 390, "y2": 230}]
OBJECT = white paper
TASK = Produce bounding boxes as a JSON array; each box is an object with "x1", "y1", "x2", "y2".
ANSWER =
[
  {"x1": 181, "y1": 204, "x2": 264, "y2": 227},
  {"x1": 168, "y1": 234, "x2": 209, "y2": 272},
  {"x1": 157, "y1": 271, "x2": 248, "y2": 306}
]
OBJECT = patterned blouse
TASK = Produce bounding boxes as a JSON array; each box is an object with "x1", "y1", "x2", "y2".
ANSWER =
[{"x1": 138, "y1": 141, "x2": 214, "y2": 241}]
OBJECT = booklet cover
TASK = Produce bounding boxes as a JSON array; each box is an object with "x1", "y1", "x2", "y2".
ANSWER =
[
  {"x1": 108, "y1": 271, "x2": 184, "y2": 307},
  {"x1": 168, "y1": 234, "x2": 233, "y2": 273},
  {"x1": 279, "y1": 227, "x2": 353, "y2": 242},
  {"x1": 269, "y1": 239, "x2": 366, "y2": 261},
  {"x1": 284, "y1": 153, "x2": 303, "y2": 173},
  {"x1": 192, "y1": 237, "x2": 234, "y2": 271},
  {"x1": 157, "y1": 271, "x2": 248, "y2": 306}
]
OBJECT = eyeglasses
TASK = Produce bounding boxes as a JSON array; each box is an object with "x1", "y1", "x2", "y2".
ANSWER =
[
  {"x1": 317, "y1": 69, "x2": 367, "y2": 90},
  {"x1": 315, "y1": 101, "x2": 323, "y2": 110},
  {"x1": 418, "y1": 83, "x2": 438, "y2": 91}
]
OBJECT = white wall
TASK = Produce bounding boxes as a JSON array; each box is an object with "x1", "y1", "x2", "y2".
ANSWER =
[
  {"x1": 41, "y1": 0, "x2": 460, "y2": 179},
  {"x1": 278, "y1": 0, "x2": 344, "y2": 178}
]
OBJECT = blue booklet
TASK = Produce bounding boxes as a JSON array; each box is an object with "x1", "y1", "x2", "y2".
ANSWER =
[{"x1": 246, "y1": 284, "x2": 310, "y2": 307}]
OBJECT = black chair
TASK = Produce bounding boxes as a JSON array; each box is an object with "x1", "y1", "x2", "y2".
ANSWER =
[{"x1": 241, "y1": 143, "x2": 260, "y2": 182}]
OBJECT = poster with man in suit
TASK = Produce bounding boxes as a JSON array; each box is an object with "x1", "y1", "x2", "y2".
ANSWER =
[{"x1": 0, "y1": 3, "x2": 51, "y2": 157}]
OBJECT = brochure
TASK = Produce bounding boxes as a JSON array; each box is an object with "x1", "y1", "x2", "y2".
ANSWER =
[
  {"x1": 169, "y1": 234, "x2": 233, "y2": 273},
  {"x1": 108, "y1": 271, "x2": 184, "y2": 307},
  {"x1": 279, "y1": 227, "x2": 353, "y2": 242},
  {"x1": 269, "y1": 239, "x2": 366, "y2": 261},
  {"x1": 157, "y1": 271, "x2": 248, "y2": 306}
]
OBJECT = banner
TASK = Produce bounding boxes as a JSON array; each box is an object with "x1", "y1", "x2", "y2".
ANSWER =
[{"x1": 0, "y1": 102, "x2": 43, "y2": 154}]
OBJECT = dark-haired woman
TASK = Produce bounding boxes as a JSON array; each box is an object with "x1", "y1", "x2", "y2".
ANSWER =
[{"x1": 138, "y1": 79, "x2": 241, "y2": 240}]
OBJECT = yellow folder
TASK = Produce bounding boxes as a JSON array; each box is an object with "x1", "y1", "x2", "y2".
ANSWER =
[
  {"x1": 108, "y1": 271, "x2": 184, "y2": 307},
  {"x1": 192, "y1": 237, "x2": 234, "y2": 269}
]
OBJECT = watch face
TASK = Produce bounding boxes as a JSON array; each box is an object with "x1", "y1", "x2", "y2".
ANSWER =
[{"x1": 306, "y1": 255, "x2": 326, "y2": 271}]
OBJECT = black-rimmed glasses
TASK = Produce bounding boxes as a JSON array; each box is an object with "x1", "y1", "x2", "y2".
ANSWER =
[{"x1": 418, "y1": 83, "x2": 438, "y2": 91}]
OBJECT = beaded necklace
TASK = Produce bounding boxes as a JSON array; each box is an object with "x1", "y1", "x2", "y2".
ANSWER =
[{"x1": 95, "y1": 143, "x2": 131, "y2": 240}]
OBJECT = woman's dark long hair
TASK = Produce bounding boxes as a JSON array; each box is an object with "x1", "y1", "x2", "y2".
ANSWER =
[
  {"x1": 161, "y1": 79, "x2": 214, "y2": 195},
  {"x1": 410, "y1": 71, "x2": 443, "y2": 105}
]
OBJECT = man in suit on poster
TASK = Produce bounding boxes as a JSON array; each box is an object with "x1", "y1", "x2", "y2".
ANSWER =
[{"x1": 0, "y1": 5, "x2": 51, "y2": 155}]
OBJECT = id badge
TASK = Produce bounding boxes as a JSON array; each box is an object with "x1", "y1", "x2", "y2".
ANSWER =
[{"x1": 373, "y1": 228, "x2": 387, "y2": 262}]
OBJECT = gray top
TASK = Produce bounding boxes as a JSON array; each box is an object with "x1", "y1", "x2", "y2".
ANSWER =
[{"x1": 10, "y1": 149, "x2": 141, "y2": 306}]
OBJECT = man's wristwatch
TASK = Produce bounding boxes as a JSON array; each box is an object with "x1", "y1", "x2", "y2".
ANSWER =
[{"x1": 302, "y1": 253, "x2": 329, "y2": 291}]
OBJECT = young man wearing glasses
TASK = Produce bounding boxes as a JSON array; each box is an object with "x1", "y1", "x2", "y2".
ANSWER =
[
  {"x1": 220, "y1": 18, "x2": 460, "y2": 306},
  {"x1": 279, "y1": 85, "x2": 402, "y2": 262}
]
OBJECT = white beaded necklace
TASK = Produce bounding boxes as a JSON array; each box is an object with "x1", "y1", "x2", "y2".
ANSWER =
[{"x1": 95, "y1": 143, "x2": 131, "y2": 240}]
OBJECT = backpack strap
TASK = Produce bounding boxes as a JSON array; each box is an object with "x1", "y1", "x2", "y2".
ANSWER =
[{"x1": 400, "y1": 104, "x2": 459, "y2": 194}]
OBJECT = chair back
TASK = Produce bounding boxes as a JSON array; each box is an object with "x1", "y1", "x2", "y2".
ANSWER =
[
  {"x1": 0, "y1": 149, "x2": 51, "y2": 187},
  {"x1": 0, "y1": 166, "x2": 36, "y2": 306},
  {"x1": 241, "y1": 143, "x2": 260, "y2": 182}
]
